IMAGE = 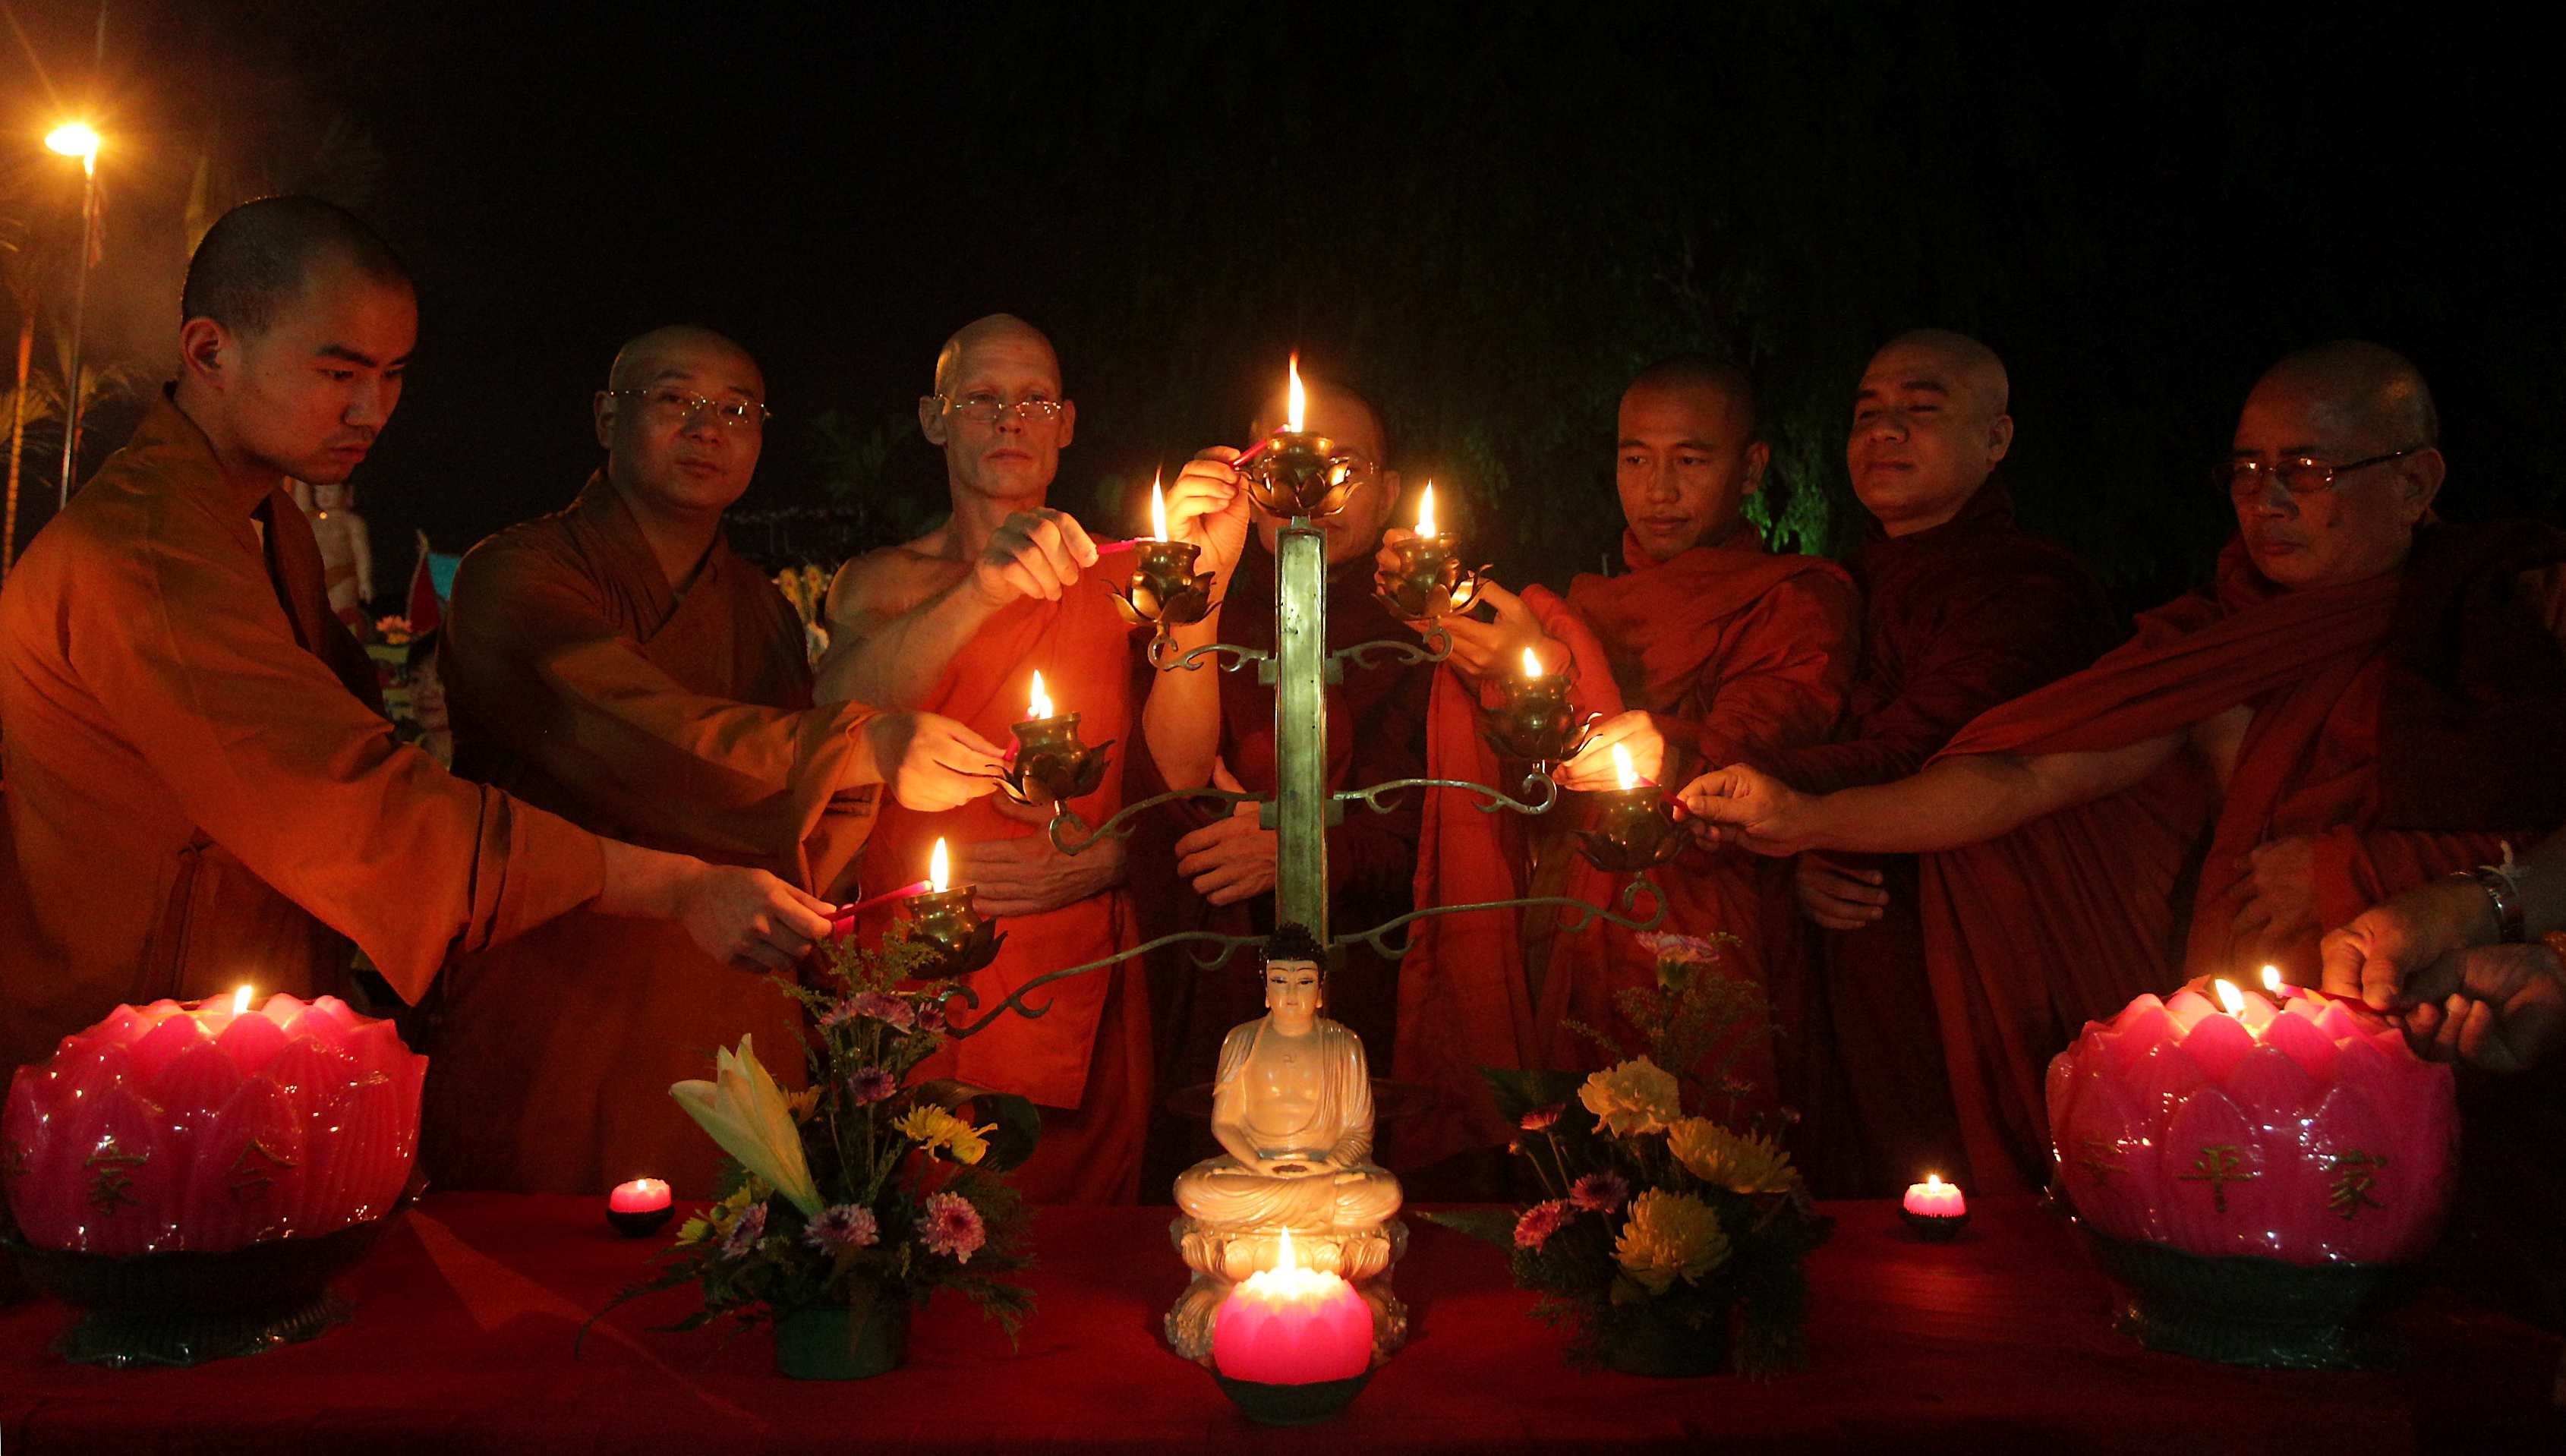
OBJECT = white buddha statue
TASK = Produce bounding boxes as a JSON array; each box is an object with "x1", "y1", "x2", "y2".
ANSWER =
[{"x1": 1174, "y1": 930, "x2": 1401, "y2": 1232}]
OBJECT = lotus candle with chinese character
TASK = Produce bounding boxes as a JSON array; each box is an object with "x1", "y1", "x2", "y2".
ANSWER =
[
  {"x1": 2047, "y1": 979, "x2": 2455, "y2": 1265},
  {"x1": 3, "y1": 988, "x2": 427, "y2": 1256}
]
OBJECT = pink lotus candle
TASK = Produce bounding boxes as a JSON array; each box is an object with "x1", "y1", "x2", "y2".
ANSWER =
[
  {"x1": 1902, "y1": 1174, "x2": 1965, "y2": 1218},
  {"x1": 1211, "y1": 1230, "x2": 1372, "y2": 1385},
  {"x1": 607, "y1": 1177, "x2": 675, "y2": 1237},
  {"x1": 2047, "y1": 978, "x2": 2456, "y2": 1265},
  {"x1": 2, "y1": 988, "x2": 427, "y2": 1256}
]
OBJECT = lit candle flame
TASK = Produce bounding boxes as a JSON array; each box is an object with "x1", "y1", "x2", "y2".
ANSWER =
[
  {"x1": 1925, "y1": 1173, "x2": 1943, "y2": 1190},
  {"x1": 1285, "y1": 351, "x2": 1305, "y2": 433},
  {"x1": 1521, "y1": 646, "x2": 1544, "y2": 679},
  {"x1": 1276, "y1": 1225, "x2": 1297, "y2": 1273},
  {"x1": 929, "y1": 838, "x2": 950, "y2": 894},
  {"x1": 2214, "y1": 979, "x2": 2245, "y2": 1017},
  {"x1": 1149, "y1": 470, "x2": 1168, "y2": 541},
  {"x1": 231, "y1": 985, "x2": 253, "y2": 1016},
  {"x1": 1612, "y1": 742, "x2": 1638, "y2": 791},
  {"x1": 2261, "y1": 964, "x2": 2283, "y2": 995},
  {"x1": 1028, "y1": 670, "x2": 1053, "y2": 721},
  {"x1": 1416, "y1": 481, "x2": 1437, "y2": 539}
]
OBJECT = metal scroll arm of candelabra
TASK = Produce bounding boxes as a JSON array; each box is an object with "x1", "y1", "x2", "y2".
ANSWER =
[
  {"x1": 1328, "y1": 873, "x2": 1668, "y2": 962},
  {"x1": 932, "y1": 928, "x2": 1267, "y2": 1038}
]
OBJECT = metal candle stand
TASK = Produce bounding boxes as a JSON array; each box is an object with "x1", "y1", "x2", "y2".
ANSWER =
[
  {"x1": 1111, "y1": 538, "x2": 1221, "y2": 668},
  {"x1": 1374, "y1": 535, "x2": 1488, "y2": 623}
]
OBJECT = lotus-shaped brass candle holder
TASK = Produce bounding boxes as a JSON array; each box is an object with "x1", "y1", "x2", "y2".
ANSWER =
[
  {"x1": 1481, "y1": 670, "x2": 1594, "y2": 765},
  {"x1": 1000, "y1": 713, "x2": 1114, "y2": 807},
  {"x1": 1574, "y1": 784, "x2": 1686, "y2": 873},
  {"x1": 1111, "y1": 539, "x2": 1220, "y2": 667},
  {"x1": 1375, "y1": 535, "x2": 1488, "y2": 622},
  {"x1": 903, "y1": 887, "x2": 1005, "y2": 979},
  {"x1": 1240, "y1": 431, "x2": 1362, "y2": 521}
]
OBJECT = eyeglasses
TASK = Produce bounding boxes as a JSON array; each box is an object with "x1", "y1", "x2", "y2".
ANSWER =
[
  {"x1": 2213, "y1": 446, "x2": 2426, "y2": 500},
  {"x1": 606, "y1": 389, "x2": 771, "y2": 430},
  {"x1": 936, "y1": 394, "x2": 1067, "y2": 425}
]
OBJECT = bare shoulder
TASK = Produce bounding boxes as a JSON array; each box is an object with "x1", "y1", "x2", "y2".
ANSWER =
[{"x1": 825, "y1": 528, "x2": 967, "y2": 630}]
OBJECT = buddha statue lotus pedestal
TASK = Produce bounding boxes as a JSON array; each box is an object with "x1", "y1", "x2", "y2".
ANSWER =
[{"x1": 1166, "y1": 930, "x2": 1408, "y2": 1372}]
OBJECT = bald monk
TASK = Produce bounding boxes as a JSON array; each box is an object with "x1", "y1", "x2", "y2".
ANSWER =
[
  {"x1": 424, "y1": 327, "x2": 1006, "y2": 1194},
  {"x1": 0, "y1": 197, "x2": 831, "y2": 1076},
  {"x1": 1762, "y1": 332, "x2": 2115, "y2": 1196},
  {"x1": 1683, "y1": 341, "x2": 2566, "y2": 1189},
  {"x1": 1389, "y1": 356, "x2": 1858, "y2": 1171},
  {"x1": 1143, "y1": 373, "x2": 1429, "y2": 1070},
  {"x1": 820, "y1": 314, "x2": 1243, "y2": 1202}
]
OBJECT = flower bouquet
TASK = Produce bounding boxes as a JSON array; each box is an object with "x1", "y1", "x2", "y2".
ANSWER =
[
  {"x1": 594, "y1": 928, "x2": 1039, "y2": 1379},
  {"x1": 1427, "y1": 932, "x2": 1830, "y2": 1378}
]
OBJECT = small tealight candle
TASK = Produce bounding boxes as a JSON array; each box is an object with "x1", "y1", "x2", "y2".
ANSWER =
[
  {"x1": 607, "y1": 1177, "x2": 675, "y2": 1237},
  {"x1": 1901, "y1": 1174, "x2": 1969, "y2": 1240}
]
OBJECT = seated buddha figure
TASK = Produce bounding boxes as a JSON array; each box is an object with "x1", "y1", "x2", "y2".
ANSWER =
[{"x1": 1174, "y1": 925, "x2": 1403, "y2": 1232}]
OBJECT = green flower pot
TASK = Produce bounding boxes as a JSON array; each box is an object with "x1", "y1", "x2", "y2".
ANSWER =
[
  {"x1": 2082, "y1": 1229, "x2": 2424, "y2": 1369},
  {"x1": 1598, "y1": 1300, "x2": 1730, "y2": 1378},
  {"x1": 773, "y1": 1299, "x2": 911, "y2": 1380}
]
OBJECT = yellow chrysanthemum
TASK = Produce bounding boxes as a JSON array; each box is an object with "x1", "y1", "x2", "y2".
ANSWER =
[
  {"x1": 894, "y1": 1105, "x2": 996, "y2": 1163},
  {"x1": 1612, "y1": 1188, "x2": 1730, "y2": 1294},
  {"x1": 1667, "y1": 1117, "x2": 1799, "y2": 1194},
  {"x1": 1578, "y1": 1057, "x2": 1682, "y2": 1138}
]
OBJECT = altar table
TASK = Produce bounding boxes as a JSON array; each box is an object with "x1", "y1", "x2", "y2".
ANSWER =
[{"x1": 2, "y1": 1196, "x2": 2556, "y2": 1453}]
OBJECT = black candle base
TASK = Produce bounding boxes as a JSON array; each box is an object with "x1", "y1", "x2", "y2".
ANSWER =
[
  {"x1": 1899, "y1": 1208, "x2": 1969, "y2": 1242},
  {"x1": 607, "y1": 1205, "x2": 675, "y2": 1238},
  {"x1": 1213, "y1": 1369, "x2": 1371, "y2": 1426}
]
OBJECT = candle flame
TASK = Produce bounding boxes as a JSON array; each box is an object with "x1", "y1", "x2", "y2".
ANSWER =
[
  {"x1": 1149, "y1": 470, "x2": 1168, "y2": 541},
  {"x1": 1028, "y1": 670, "x2": 1052, "y2": 721},
  {"x1": 1521, "y1": 646, "x2": 1544, "y2": 679},
  {"x1": 231, "y1": 985, "x2": 253, "y2": 1016},
  {"x1": 1276, "y1": 1225, "x2": 1297, "y2": 1273},
  {"x1": 2214, "y1": 979, "x2": 2245, "y2": 1016},
  {"x1": 930, "y1": 839, "x2": 950, "y2": 894},
  {"x1": 1416, "y1": 481, "x2": 1437, "y2": 539},
  {"x1": 1285, "y1": 351, "x2": 1305, "y2": 433},
  {"x1": 1612, "y1": 742, "x2": 1638, "y2": 791},
  {"x1": 1925, "y1": 1173, "x2": 1943, "y2": 1189},
  {"x1": 2261, "y1": 964, "x2": 2283, "y2": 995}
]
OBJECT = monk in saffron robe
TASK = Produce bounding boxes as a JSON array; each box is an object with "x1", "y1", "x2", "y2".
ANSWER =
[
  {"x1": 1391, "y1": 357, "x2": 1858, "y2": 1170},
  {"x1": 1685, "y1": 341, "x2": 2566, "y2": 1190},
  {"x1": 0, "y1": 199, "x2": 834, "y2": 1076},
  {"x1": 1759, "y1": 332, "x2": 2116, "y2": 1196},
  {"x1": 1141, "y1": 375, "x2": 1428, "y2": 1083},
  {"x1": 822, "y1": 315, "x2": 1245, "y2": 1202},
  {"x1": 425, "y1": 328, "x2": 1006, "y2": 1194}
]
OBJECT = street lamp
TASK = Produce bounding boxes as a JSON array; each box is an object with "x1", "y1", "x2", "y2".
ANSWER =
[{"x1": 44, "y1": 123, "x2": 101, "y2": 510}]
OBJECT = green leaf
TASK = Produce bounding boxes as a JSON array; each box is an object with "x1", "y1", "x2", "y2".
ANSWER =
[
  {"x1": 1421, "y1": 1207, "x2": 1518, "y2": 1250},
  {"x1": 1477, "y1": 1067, "x2": 1584, "y2": 1127}
]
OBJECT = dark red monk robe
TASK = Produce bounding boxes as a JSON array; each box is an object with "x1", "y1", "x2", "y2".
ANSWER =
[
  {"x1": 1397, "y1": 530, "x2": 1855, "y2": 1168},
  {"x1": 853, "y1": 553, "x2": 1151, "y2": 1204},
  {"x1": 425, "y1": 476, "x2": 881, "y2": 1196},
  {"x1": 1755, "y1": 481, "x2": 2115, "y2": 1196},
  {"x1": 1915, "y1": 524, "x2": 2566, "y2": 1191}
]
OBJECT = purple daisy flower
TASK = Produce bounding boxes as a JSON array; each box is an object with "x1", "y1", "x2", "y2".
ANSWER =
[
  {"x1": 918, "y1": 1191, "x2": 986, "y2": 1264},
  {"x1": 845, "y1": 1066, "x2": 899, "y2": 1106},
  {"x1": 1570, "y1": 1171, "x2": 1629, "y2": 1214},
  {"x1": 849, "y1": 991, "x2": 918, "y2": 1033},
  {"x1": 804, "y1": 1203, "x2": 881, "y2": 1253},
  {"x1": 1514, "y1": 1199, "x2": 1574, "y2": 1252},
  {"x1": 718, "y1": 1202, "x2": 768, "y2": 1260}
]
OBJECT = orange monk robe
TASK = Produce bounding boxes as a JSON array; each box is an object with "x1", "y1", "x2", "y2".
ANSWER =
[
  {"x1": 853, "y1": 549, "x2": 1150, "y2": 1203},
  {"x1": 0, "y1": 394, "x2": 605, "y2": 1073},
  {"x1": 1915, "y1": 524, "x2": 2566, "y2": 1191},
  {"x1": 423, "y1": 475, "x2": 883, "y2": 1196},
  {"x1": 1396, "y1": 530, "x2": 1856, "y2": 1167}
]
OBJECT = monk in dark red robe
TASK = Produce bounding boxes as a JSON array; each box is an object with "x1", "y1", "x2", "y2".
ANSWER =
[
  {"x1": 426, "y1": 328, "x2": 1006, "y2": 1195},
  {"x1": 1393, "y1": 358, "x2": 1858, "y2": 1171},
  {"x1": 1755, "y1": 332, "x2": 2116, "y2": 1196},
  {"x1": 0, "y1": 200, "x2": 831, "y2": 1076},
  {"x1": 1685, "y1": 342, "x2": 2566, "y2": 1190},
  {"x1": 821, "y1": 315, "x2": 1237, "y2": 1202}
]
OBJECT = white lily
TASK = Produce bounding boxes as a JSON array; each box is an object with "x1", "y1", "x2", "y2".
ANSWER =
[{"x1": 668, "y1": 1035, "x2": 824, "y2": 1217}]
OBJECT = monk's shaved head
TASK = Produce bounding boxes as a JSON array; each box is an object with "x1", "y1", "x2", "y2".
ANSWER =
[
  {"x1": 181, "y1": 196, "x2": 410, "y2": 339},
  {"x1": 933, "y1": 313, "x2": 1061, "y2": 396},
  {"x1": 608, "y1": 324, "x2": 764, "y2": 395},
  {"x1": 1623, "y1": 354, "x2": 1760, "y2": 440},
  {"x1": 2251, "y1": 339, "x2": 2439, "y2": 452},
  {"x1": 1873, "y1": 329, "x2": 2009, "y2": 420}
]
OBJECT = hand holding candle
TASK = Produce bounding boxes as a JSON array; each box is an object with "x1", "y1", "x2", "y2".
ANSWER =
[{"x1": 1554, "y1": 710, "x2": 1668, "y2": 792}]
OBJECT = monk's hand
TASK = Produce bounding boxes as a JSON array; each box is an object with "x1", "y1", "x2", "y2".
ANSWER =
[
  {"x1": 1165, "y1": 447, "x2": 1253, "y2": 577},
  {"x1": 674, "y1": 864, "x2": 836, "y2": 973},
  {"x1": 1429, "y1": 581, "x2": 1560, "y2": 684},
  {"x1": 1554, "y1": 711, "x2": 1665, "y2": 790},
  {"x1": 970, "y1": 508, "x2": 1099, "y2": 607},
  {"x1": 2233, "y1": 836, "x2": 2320, "y2": 961},
  {"x1": 1674, "y1": 765, "x2": 1811, "y2": 856},
  {"x1": 1174, "y1": 769, "x2": 1277, "y2": 906},
  {"x1": 957, "y1": 809, "x2": 1127, "y2": 917},
  {"x1": 2319, "y1": 875, "x2": 2489, "y2": 1011},
  {"x1": 2395, "y1": 942, "x2": 2566, "y2": 1074},
  {"x1": 864, "y1": 711, "x2": 1007, "y2": 812},
  {"x1": 1795, "y1": 853, "x2": 1888, "y2": 931}
]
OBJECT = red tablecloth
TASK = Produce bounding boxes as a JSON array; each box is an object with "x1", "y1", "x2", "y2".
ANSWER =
[{"x1": 2, "y1": 1195, "x2": 2556, "y2": 1453}]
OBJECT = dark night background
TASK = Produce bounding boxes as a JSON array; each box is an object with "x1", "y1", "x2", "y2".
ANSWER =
[{"x1": 2, "y1": 2, "x2": 2555, "y2": 616}]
